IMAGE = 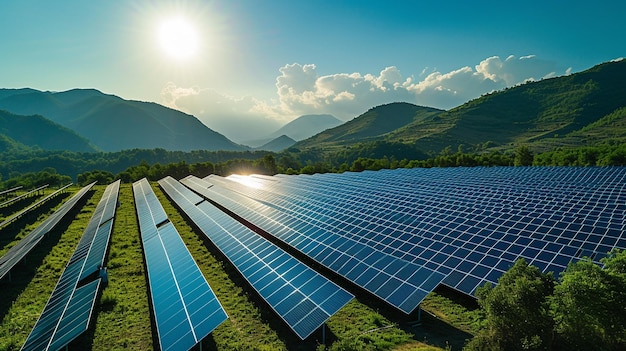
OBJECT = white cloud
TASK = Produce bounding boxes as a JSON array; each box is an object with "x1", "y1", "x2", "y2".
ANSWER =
[
  {"x1": 161, "y1": 82, "x2": 200, "y2": 110},
  {"x1": 163, "y1": 55, "x2": 570, "y2": 142},
  {"x1": 161, "y1": 84, "x2": 281, "y2": 143}
]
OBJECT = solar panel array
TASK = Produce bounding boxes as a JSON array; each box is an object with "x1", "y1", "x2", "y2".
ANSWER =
[
  {"x1": 133, "y1": 178, "x2": 227, "y2": 351},
  {"x1": 182, "y1": 175, "x2": 443, "y2": 314},
  {"x1": 178, "y1": 167, "x2": 626, "y2": 309},
  {"x1": 159, "y1": 176, "x2": 353, "y2": 339},
  {"x1": 22, "y1": 180, "x2": 120, "y2": 351},
  {"x1": 0, "y1": 182, "x2": 95, "y2": 281}
]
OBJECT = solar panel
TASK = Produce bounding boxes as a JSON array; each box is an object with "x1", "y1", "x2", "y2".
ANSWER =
[
  {"x1": 187, "y1": 167, "x2": 625, "y2": 303},
  {"x1": 133, "y1": 178, "x2": 227, "y2": 351},
  {"x1": 0, "y1": 182, "x2": 95, "y2": 281},
  {"x1": 182, "y1": 175, "x2": 443, "y2": 314},
  {"x1": 159, "y1": 176, "x2": 353, "y2": 339},
  {"x1": 47, "y1": 280, "x2": 100, "y2": 351},
  {"x1": 22, "y1": 180, "x2": 120, "y2": 351}
]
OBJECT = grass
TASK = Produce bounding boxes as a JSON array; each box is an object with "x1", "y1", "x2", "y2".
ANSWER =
[
  {"x1": 0, "y1": 182, "x2": 479, "y2": 351},
  {"x1": 420, "y1": 290, "x2": 484, "y2": 336}
]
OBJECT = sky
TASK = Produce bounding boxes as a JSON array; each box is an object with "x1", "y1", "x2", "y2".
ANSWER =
[{"x1": 1, "y1": 0, "x2": 624, "y2": 143}]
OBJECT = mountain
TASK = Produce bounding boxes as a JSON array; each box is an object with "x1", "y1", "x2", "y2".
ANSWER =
[
  {"x1": 269, "y1": 114, "x2": 343, "y2": 141},
  {"x1": 399, "y1": 59, "x2": 626, "y2": 153},
  {"x1": 294, "y1": 103, "x2": 443, "y2": 150},
  {"x1": 244, "y1": 114, "x2": 344, "y2": 148},
  {"x1": 0, "y1": 110, "x2": 97, "y2": 152},
  {"x1": 0, "y1": 89, "x2": 246, "y2": 152},
  {"x1": 255, "y1": 135, "x2": 297, "y2": 152},
  {"x1": 295, "y1": 60, "x2": 626, "y2": 155}
]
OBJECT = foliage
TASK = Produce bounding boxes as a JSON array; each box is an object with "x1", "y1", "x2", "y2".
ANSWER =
[
  {"x1": 0, "y1": 148, "x2": 270, "y2": 181},
  {"x1": 514, "y1": 145, "x2": 534, "y2": 166},
  {"x1": 533, "y1": 143, "x2": 626, "y2": 166},
  {"x1": 551, "y1": 251, "x2": 626, "y2": 351},
  {"x1": 77, "y1": 170, "x2": 115, "y2": 185},
  {"x1": 0, "y1": 168, "x2": 71, "y2": 189},
  {"x1": 466, "y1": 251, "x2": 626, "y2": 351},
  {"x1": 466, "y1": 259, "x2": 555, "y2": 351}
]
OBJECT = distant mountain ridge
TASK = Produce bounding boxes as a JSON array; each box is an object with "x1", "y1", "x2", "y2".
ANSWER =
[
  {"x1": 0, "y1": 88, "x2": 245, "y2": 152},
  {"x1": 2, "y1": 60, "x2": 624, "y2": 157},
  {"x1": 295, "y1": 60, "x2": 626, "y2": 154},
  {"x1": 244, "y1": 114, "x2": 343, "y2": 147},
  {"x1": 269, "y1": 114, "x2": 343, "y2": 140},
  {"x1": 255, "y1": 135, "x2": 297, "y2": 152}
]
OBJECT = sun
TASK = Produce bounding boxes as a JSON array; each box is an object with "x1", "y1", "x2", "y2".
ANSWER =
[{"x1": 157, "y1": 17, "x2": 199, "y2": 60}]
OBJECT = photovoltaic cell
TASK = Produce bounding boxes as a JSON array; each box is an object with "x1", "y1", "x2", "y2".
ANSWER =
[
  {"x1": 22, "y1": 180, "x2": 120, "y2": 351},
  {"x1": 190, "y1": 167, "x2": 625, "y2": 302},
  {"x1": 133, "y1": 178, "x2": 227, "y2": 351},
  {"x1": 159, "y1": 176, "x2": 353, "y2": 339}
]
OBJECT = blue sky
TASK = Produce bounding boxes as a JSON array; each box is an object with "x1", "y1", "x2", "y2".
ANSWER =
[{"x1": 1, "y1": 0, "x2": 624, "y2": 142}]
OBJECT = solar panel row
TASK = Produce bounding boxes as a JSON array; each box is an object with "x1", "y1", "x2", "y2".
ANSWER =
[
  {"x1": 0, "y1": 182, "x2": 95, "y2": 281},
  {"x1": 0, "y1": 185, "x2": 22, "y2": 197},
  {"x1": 0, "y1": 184, "x2": 67, "y2": 230},
  {"x1": 159, "y1": 176, "x2": 353, "y2": 339},
  {"x1": 189, "y1": 167, "x2": 625, "y2": 305},
  {"x1": 183, "y1": 175, "x2": 443, "y2": 314},
  {"x1": 21, "y1": 180, "x2": 120, "y2": 351},
  {"x1": 133, "y1": 178, "x2": 227, "y2": 351},
  {"x1": 0, "y1": 185, "x2": 45, "y2": 208}
]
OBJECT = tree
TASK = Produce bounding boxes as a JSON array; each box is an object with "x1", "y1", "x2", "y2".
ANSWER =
[
  {"x1": 77, "y1": 170, "x2": 114, "y2": 185},
  {"x1": 551, "y1": 250, "x2": 626, "y2": 350},
  {"x1": 514, "y1": 145, "x2": 534, "y2": 166},
  {"x1": 466, "y1": 259, "x2": 555, "y2": 351},
  {"x1": 257, "y1": 154, "x2": 278, "y2": 174}
]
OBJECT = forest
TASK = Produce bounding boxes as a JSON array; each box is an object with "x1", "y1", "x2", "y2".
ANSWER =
[{"x1": 2, "y1": 141, "x2": 626, "y2": 189}]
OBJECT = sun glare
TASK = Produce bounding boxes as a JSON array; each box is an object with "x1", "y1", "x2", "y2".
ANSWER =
[
  {"x1": 158, "y1": 17, "x2": 199, "y2": 60},
  {"x1": 227, "y1": 174, "x2": 265, "y2": 189}
]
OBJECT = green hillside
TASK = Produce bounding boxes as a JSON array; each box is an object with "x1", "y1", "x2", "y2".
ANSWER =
[
  {"x1": 295, "y1": 102, "x2": 443, "y2": 150},
  {"x1": 0, "y1": 133, "x2": 27, "y2": 153},
  {"x1": 410, "y1": 59, "x2": 626, "y2": 153},
  {"x1": 295, "y1": 60, "x2": 626, "y2": 155},
  {"x1": 0, "y1": 110, "x2": 97, "y2": 152}
]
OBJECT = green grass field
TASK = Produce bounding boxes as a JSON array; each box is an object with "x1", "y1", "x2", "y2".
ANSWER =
[{"x1": 0, "y1": 183, "x2": 478, "y2": 351}]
